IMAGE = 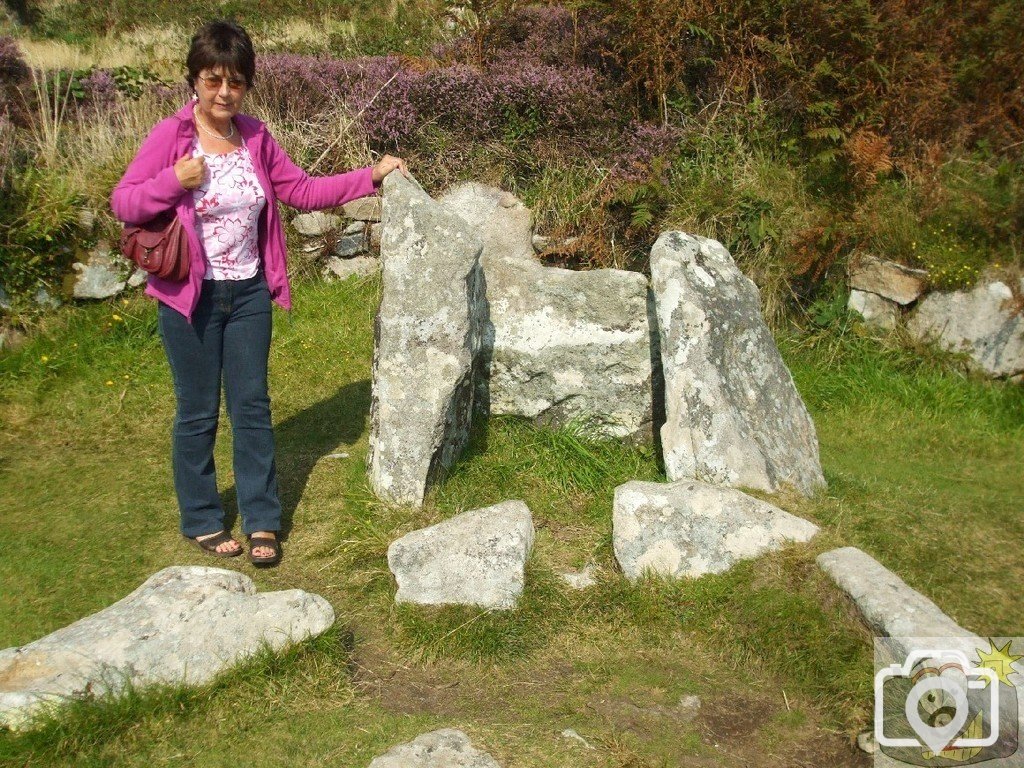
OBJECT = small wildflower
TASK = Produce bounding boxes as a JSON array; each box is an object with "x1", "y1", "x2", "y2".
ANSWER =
[
  {"x1": 40, "y1": 355, "x2": 49, "y2": 363},
  {"x1": 105, "y1": 380, "x2": 114, "y2": 386},
  {"x1": 121, "y1": 299, "x2": 129, "y2": 306},
  {"x1": 123, "y1": 374, "x2": 130, "y2": 380},
  {"x1": 112, "y1": 314, "x2": 123, "y2": 322}
]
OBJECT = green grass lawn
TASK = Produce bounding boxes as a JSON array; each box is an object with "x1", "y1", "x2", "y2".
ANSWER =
[{"x1": 0, "y1": 275, "x2": 1021, "y2": 767}]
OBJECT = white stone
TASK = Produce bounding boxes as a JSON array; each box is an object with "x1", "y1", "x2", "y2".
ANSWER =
[
  {"x1": 439, "y1": 182, "x2": 656, "y2": 443},
  {"x1": 368, "y1": 729, "x2": 501, "y2": 767},
  {"x1": 127, "y1": 267, "x2": 148, "y2": 288},
  {"x1": 0, "y1": 566, "x2": 335, "y2": 730},
  {"x1": 559, "y1": 564, "x2": 598, "y2": 590},
  {"x1": 367, "y1": 173, "x2": 485, "y2": 506},
  {"x1": 651, "y1": 231, "x2": 825, "y2": 495},
  {"x1": 71, "y1": 245, "x2": 126, "y2": 300},
  {"x1": 323, "y1": 255, "x2": 378, "y2": 282},
  {"x1": 848, "y1": 289, "x2": 899, "y2": 329},
  {"x1": 908, "y1": 278, "x2": 1024, "y2": 379},
  {"x1": 613, "y1": 478, "x2": 818, "y2": 580},
  {"x1": 387, "y1": 500, "x2": 534, "y2": 609}
]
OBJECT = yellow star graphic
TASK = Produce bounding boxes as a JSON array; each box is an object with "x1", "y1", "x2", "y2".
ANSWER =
[{"x1": 974, "y1": 639, "x2": 1023, "y2": 687}]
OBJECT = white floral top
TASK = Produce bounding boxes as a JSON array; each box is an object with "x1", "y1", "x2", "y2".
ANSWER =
[{"x1": 191, "y1": 137, "x2": 266, "y2": 280}]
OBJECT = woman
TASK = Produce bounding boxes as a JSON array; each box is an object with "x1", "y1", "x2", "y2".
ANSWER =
[{"x1": 111, "y1": 20, "x2": 408, "y2": 566}]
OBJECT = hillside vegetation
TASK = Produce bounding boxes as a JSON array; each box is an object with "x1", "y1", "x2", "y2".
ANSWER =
[{"x1": 0, "y1": 0, "x2": 1022, "y2": 328}]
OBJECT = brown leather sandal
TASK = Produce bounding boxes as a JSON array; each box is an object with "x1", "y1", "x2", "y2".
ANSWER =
[
  {"x1": 248, "y1": 535, "x2": 281, "y2": 567},
  {"x1": 188, "y1": 531, "x2": 243, "y2": 558}
]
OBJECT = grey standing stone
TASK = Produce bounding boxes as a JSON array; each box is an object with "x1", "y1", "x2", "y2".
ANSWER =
[
  {"x1": 368, "y1": 729, "x2": 501, "y2": 767},
  {"x1": 71, "y1": 244, "x2": 126, "y2": 300},
  {"x1": 847, "y1": 253, "x2": 927, "y2": 305},
  {"x1": 0, "y1": 566, "x2": 335, "y2": 730},
  {"x1": 848, "y1": 289, "x2": 899, "y2": 329},
  {"x1": 292, "y1": 211, "x2": 341, "y2": 236},
  {"x1": 367, "y1": 173, "x2": 485, "y2": 506},
  {"x1": 651, "y1": 231, "x2": 825, "y2": 495},
  {"x1": 908, "y1": 278, "x2": 1024, "y2": 379},
  {"x1": 439, "y1": 182, "x2": 656, "y2": 443},
  {"x1": 613, "y1": 479, "x2": 818, "y2": 580},
  {"x1": 323, "y1": 255, "x2": 378, "y2": 282},
  {"x1": 387, "y1": 500, "x2": 534, "y2": 609}
]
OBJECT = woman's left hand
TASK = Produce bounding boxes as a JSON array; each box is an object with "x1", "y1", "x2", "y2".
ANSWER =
[{"x1": 372, "y1": 154, "x2": 410, "y2": 185}]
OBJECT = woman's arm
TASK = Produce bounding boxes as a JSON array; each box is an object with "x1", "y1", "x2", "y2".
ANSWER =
[
  {"x1": 262, "y1": 131, "x2": 380, "y2": 212},
  {"x1": 110, "y1": 118, "x2": 187, "y2": 225}
]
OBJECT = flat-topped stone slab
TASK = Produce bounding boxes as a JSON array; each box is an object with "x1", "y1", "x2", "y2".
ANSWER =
[
  {"x1": 613, "y1": 479, "x2": 818, "y2": 580},
  {"x1": 0, "y1": 567, "x2": 335, "y2": 730},
  {"x1": 388, "y1": 500, "x2": 535, "y2": 609}
]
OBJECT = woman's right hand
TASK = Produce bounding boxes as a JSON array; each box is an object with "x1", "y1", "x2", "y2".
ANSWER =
[{"x1": 174, "y1": 155, "x2": 206, "y2": 189}]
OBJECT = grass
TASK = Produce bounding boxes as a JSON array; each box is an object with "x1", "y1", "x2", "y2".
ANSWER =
[{"x1": 0, "y1": 273, "x2": 1022, "y2": 766}]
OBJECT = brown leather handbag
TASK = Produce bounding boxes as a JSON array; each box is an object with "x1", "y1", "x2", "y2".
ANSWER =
[{"x1": 120, "y1": 211, "x2": 190, "y2": 282}]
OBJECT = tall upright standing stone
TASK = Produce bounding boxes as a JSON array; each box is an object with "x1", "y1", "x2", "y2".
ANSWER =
[
  {"x1": 650, "y1": 232, "x2": 825, "y2": 495},
  {"x1": 367, "y1": 173, "x2": 485, "y2": 506}
]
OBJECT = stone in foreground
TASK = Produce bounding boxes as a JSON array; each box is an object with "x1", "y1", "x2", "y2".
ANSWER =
[
  {"x1": 388, "y1": 501, "x2": 534, "y2": 609},
  {"x1": 439, "y1": 182, "x2": 656, "y2": 444},
  {"x1": 368, "y1": 173, "x2": 485, "y2": 506},
  {"x1": 0, "y1": 567, "x2": 334, "y2": 730},
  {"x1": 848, "y1": 289, "x2": 899, "y2": 330},
  {"x1": 816, "y1": 547, "x2": 971, "y2": 641},
  {"x1": 651, "y1": 231, "x2": 825, "y2": 495},
  {"x1": 323, "y1": 255, "x2": 378, "y2": 282},
  {"x1": 613, "y1": 479, "x2": 818, "y2": 580},
  {"x1": 368, "y1": 729, "x2": 501, "y2": 767},
  {"x1": 847, "y1": 253, "x2": 927, "y2": 305},
  {"x1": 908, "y1": 278, "x2": 1024, "y2": 379}
]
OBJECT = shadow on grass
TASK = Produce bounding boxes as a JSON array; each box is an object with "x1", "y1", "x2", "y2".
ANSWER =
[{"x1": 223, "y1": 378, "x2": 371, "y2": 540}]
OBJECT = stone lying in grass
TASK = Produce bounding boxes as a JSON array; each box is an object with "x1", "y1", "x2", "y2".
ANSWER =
[
  {"x1": 847, "y1": 252, "x2": 927, "y2": 305},
  {"x1": 0, "y1": 566, "x2": 334, "y2": 731},
  {"x1": 368, "y1": 728, "x2": 501, "y2": 767},
  {"x1": 650, "y1": 231, "x2": 826, "y2": 496},
  {"x1": 816, "y1": 546, "x2": 973, "y2": 644},
  {"x1": 367, "y1": 172, "x2": 485, "y2": 506},
  {"x1": 612, "y1": 479, "x2": 818, "y2": 580},
  {"x1": 387, "y1": 500, "x2": 535, "y2": 609}
]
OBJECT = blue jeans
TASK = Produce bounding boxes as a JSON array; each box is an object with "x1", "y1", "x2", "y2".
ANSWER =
[{"x1": 157, "y1": 272, "x2": 281, "y2": 537}]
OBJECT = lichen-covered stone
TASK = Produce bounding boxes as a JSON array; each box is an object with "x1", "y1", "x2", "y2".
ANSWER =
[
  {"x1": 368, "y1": 729, "x2": 502, "y2": 767},
  {"x1": 72, "y1": 245, "x2": 126, "y2": 300},
  {"x1": 651, "y1": 231, "x2": 825, "y2": 495},
  {"x1": 612, "y1": 479, "x2": 818, "y2": 580},
  {"x1": 323, "y1": 255, "x2": 378, "y2": 282},
  {"x1": 908, "y1": 278, "x2": 1024, "y2": 379},
  {"x1": 0, "y1": 567, "x2": 335, "y2": 730},
  {"x1": 367, "y1": 173, "x2": 485, "y2": 506},
  {"x1": 387, "y1": 500, "x2": 534, "y2": 609},
  {"x1": 439, "y1": 182, "x2": 656, "y2": 443}
]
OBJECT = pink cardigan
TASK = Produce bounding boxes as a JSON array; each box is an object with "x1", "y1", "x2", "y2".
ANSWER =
[{"x1": 111, "y1": 100, "x2": 380, "y2": 322}]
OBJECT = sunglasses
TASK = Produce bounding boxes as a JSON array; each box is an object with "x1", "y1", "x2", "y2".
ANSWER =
[{"x1": 196, "y1": 73, "x2": 247, "y2": 92}]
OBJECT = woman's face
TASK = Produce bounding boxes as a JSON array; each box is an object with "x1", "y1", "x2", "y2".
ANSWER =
[{"x1": 193, "y1": 65, "x2": 248, "y2": 123}]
